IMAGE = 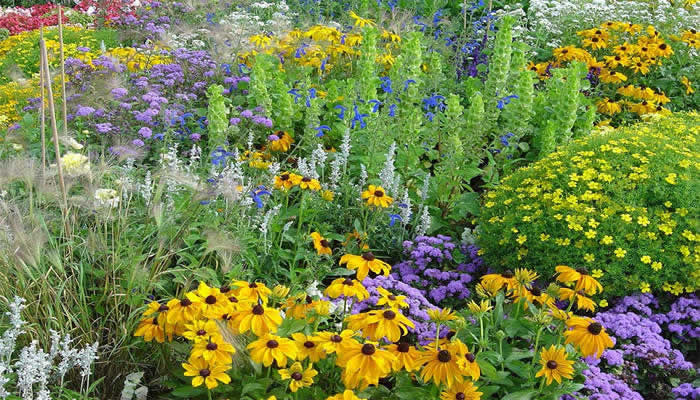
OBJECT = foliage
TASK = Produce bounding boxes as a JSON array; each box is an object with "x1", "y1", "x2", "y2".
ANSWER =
[{"x1": 478, "y1": 112, "x2": 700, "y2": 298}]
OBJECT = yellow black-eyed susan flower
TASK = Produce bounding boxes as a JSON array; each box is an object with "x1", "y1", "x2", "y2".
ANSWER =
[
  {"x1": 247, "y1": 333, "x2": 298, "y2": 367},
  {"x1": 535, "y1": 345, "x2": 575, "y2": 385},
  {"x1": 182, "y1": 357, "x2": 231, "y2": 389},
  {"x1": 564, "y1": 317, "x2": 614, "y2": 358}
]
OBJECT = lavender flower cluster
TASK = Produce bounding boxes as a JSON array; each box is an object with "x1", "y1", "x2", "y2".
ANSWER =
[
  {"x1": 565, "y1": 294, "x2": 699, "y2": 400},
  {"x1": 54, "y1": 45, "x2": 232, "y2": 153},
  {"x1": 393, "y1": 235, "x2": 483, "y2": 306},
  {"x1": 353, "y1": 274, "x2": 448, "y2": 345}
]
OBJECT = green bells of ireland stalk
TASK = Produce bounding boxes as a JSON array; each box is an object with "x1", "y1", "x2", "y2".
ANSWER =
[
  {"x1": 483, "y1": 16, "x2": 514, "y2": 133},
  {"x1": 206, "y1": 84, "x2": 229, "y2": 150}
]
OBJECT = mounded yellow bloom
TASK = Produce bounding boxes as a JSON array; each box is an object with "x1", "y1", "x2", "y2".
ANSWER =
[
  {"x1": 191, "y1": 335, "x2": 236, "y2": 364},
  {"x1": 640, "y1": 282, "x2": 651, "y2": 293},
  {"x1": 231, "y1": 303, "x2": 282, "y2": 336},
  {"x1": 324, "y1": 277, "x2": 370, "y2": 300},
  {"x1": 182, "y1": 357, "x2": 231, "y2": 389},
  {"x1": 439, "y1": 381, "x2": 483, "y2": 400},
  {"x1": 292, "y1": 332, "x2": 327, "y2": 362},
  {"x1": 362, "y1": 185, "x2": 393, "y2": 207},
  {"x1": 327, "y1": 390, "x2": 361, "y2": 400},
  {"x1": 348, "y1": 11, "x2": 376, "y2": 27},
  {"x1": 376, "y1": 287, "x2": 408, "y2": 309},
  {"x1": 247, "y1": 334, "x2": 298, "y2": 367},
  {"x1": 337, "y1": 342, "x2": 395, "y2": 389},
  {"x1": 310, "y1": 232, "x2": 333, "y2": 255},
  {"x1": 564, "y1": 317, "x2": 614, "y2": 358},
  {"x1": 339, "y1": 252, "x2": 391, "y2": 281},
  {"x1": 279, "y1": 362, "x2": 317, "y2": 392},
  {"x1": 535, "y1": 345, "x2": 574, "y2": 385}
]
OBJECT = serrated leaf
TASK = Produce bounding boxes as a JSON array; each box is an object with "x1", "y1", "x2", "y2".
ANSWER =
[{"x1": 501, "y1": 389, "x2": 537, "y2": 400}]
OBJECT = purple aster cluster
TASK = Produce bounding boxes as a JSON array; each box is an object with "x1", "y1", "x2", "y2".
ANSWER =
[
  {"x1": 392, "y1": 235, "x2": 483, "y2": 306},
  {"x1": 112, "y1": 0, "x2": 189, "y2": 40},
  {"x1": 561, "y1": 362, "x2": 644, "y2": 400},
  {"x1": 351, "y1": 274, "x2": 448, "y2": 345},
  {"x1": 673, "y1": 383, "x2": 700, "y2": 400},
  {"x1": 55, "y1": 45, "x2": 239, "y2": 153}
]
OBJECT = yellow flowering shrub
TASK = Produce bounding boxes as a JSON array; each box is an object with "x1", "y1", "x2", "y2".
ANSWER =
[{"x1": 478, "y1": 112, "x2": 699, "y2": 297}]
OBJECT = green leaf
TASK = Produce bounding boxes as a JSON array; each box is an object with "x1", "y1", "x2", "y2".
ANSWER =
[
  {"x1": 501, "y1": 389, "x2": 537, "y2": 400},
  {"x1": 505, "y1": 359, "x2": 531, "y2": 379},
  {"x1": 170, "y1": 385, "x2": 207, "y2": 398},
  {"x1": 276, "y1": 318, "x2": 308, "y2": 336}
]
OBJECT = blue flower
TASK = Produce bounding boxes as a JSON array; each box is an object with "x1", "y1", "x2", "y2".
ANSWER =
[
  {"x1": 295, "y1": 43, "x2": 310, "y2": 58},
  {"x1": 403, "y1": 79, "x2": 416, "y2": 91},
  {"x1": 413, "y1": 16, "x2": 427, "y2": 32},
  {"x1": 389, "y1": 213, "x2": 402, "y2": 227},
  {"x1": 388, "y1": 104, "x2": 397, "y2": 117},
  {"x1": 206, "y1": 12, "x2": 215, "y2": 24},
  {"x1": 309, "y1": 88, "x2": 317, "y2": 99},
  {"x1": 425, "y1": 112, "x2": 435, "y2": 122},
  {"x1": 340, "y1": 34, "x2": 346, "y2": 44},
  {"x1": 320, "y1": 56, "x2": 329, "y2": 73},
  {"x1": 221, "y1": 63, "x2": 231, "y2": 74},
  {"x1": 351, "y1": 104, "x2": 369, "y2": 129},
  {"x1": 314, "y1": 125, "x2": 331, "y2": 137},
  {"x1": 197, "y1": 116, "x2": 207, "y2": 130},
  {"x1": 305, "y1": 96, "x2": 311, "y2": 107},
  {"x1": 171, "y1": 112, "x2": 193, "y2": 127},
  {"x1": 200, "y1": 200, "x2": 210, "y2": 205},
  {"x1": 432, "y1": 9, "x2": 443, "y2": 27},
  {"x1": 380, "y1": 76, "x2": 393, "y2": 93},
  {"x1": 369, "y1": 99, "x2": 382, "y2": 113},
  {"x1": 238, "y1": 64, "x2": 250, "y2": 75},
  {"x1": 288, "y1": 88, "x2": 302, "y2": 103},
  {"x1": 434, "y1": 29, "x2": 441, "y2": 40},
  {"x1": 334, "y1": 104, "x2": 347, "y2": 119},
  {"x1": 211, "y1": 147, "x2": 234, "y2": 167},
  {"x1": 496, "y1": 94, "x2": 519, "y2": 110},
  {"x1": 251, "y1": 186, "x2": 271, "y2": 209},
  {"x1": 422, "y1": 94, "x2": 446, "y2": 111}
]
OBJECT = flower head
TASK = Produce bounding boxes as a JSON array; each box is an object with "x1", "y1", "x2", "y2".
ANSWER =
[{"x1": 535, "y1": 345, "x2": 574, "y2": 385}]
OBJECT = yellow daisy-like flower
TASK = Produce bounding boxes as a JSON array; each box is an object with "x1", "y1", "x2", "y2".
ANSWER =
[
  {"x1": 439, "y1": 381, "x2": 483, "y2": 400},
  {"x1": 312, "y1": 330, "x2": 358, "y2": 355},
  {"x1": 346, "y1": 309, "x2": 415, "y2": 342},
  {"x1": 327, "y1": 390, "x2": 361, "y2": 400},
  {"x1": 559, "y1": 288, "x2": 596, "y2": 313},
  {"x1": 596, "y1": 98, "x2": 622, "y2": 115},
  {"x1": 419, "y1": 342, "x2": 464, "y2": 388},
  {"x1": 182, "y1": 357, "x2": 231, "y2": 389},
  {"x1": 247, "y1": 333, "x2": 298, "y2": 367},
  {"x1": 387, "y1": 342, "x2": 423, "y2": 372},
  {"x1": 274, "y1": 172, "x2": 302, "y2": 190},
  {"x1": 599, "y1": 69, "x2": 627, "y2": 84},
  {"x1": 166, "y1": 296, "x2": 202, "y2": 325},
  {"x1": 376, "y1": 287, "x2": 408, "y2": 309},
  {"x1": 133, "y1": 315, "x2": 165, "y2": 343},
  {"x1": 233, "y1": 280, "x2": 272, "y2": 304},
  {"x1": 191, "y1": 282, "x2": 228, "y2": 319},
  {"x1": 614, "y1": 248, "x2": 627, "y2": 258},
  {"x1": 183, "y1": 319, "x2": 220, "y2": 343},
  {"x1": 564, "y1": 317, "x2": 614, "y2": 358},
  {"x1": 268, "y1": 131, "x2": 294, "y2": 152},
  {"x1": 292, "y1": 332, "x2": 327, "y2": 362},
  {"x1": 535, "y1": 345, "x2": 574, "y2": 385},
  {"x1": 310, "y1": 232, "x2": 332, "y2": 255},
  {"x1": 230, "y1": 303, "x2": 283, "y2": 336},
  {"x1": 480, "y1": 270, "x2": 517, "y2": 292},
  {"x1": 361, "y1": 185, "x2": 393, "y2": 207},
  {"x1": 324, "y1": 278, "x2": 370, "y2": 301},
  {"x1": 467, "y1": 299, "x2": 492, "y2": 314},
  {"x1": 337, "y1": 342, "x2": 395, "y2": 389},
  {"x1": 427, "y1": 308, "x2": 458, "y2": 323},
  {"x1": 453, "y1": 341, "x2": 481, "y2": 381},
  {"x1": 191, "y1": 335, "x2": 236, "y2": 364},
  {"x1": 348, "y1": 11, "x2": 376, "y2": 27},
  {"x1": 640, "y1": 282, "x2": 651, "y2": 293},
  {"x1": 339, "y1": 252, "x2": 391, "y2": 281},
  {"x1": 681, "y1": 76, "x2": 694, "y2": 94},
  {"x1": 299, "y1": 176, "x2": 322, "y2": 191},
  {"x1": 555, "y1": 265, "x2": 602, "y2": 295},
  {"x1": 279, "y1": 362, "x2": 318, "y2": 393}
]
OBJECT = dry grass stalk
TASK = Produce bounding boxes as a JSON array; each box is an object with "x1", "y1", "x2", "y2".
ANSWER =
[
  {"x1": 39, "y1": 38, "x2": 68, "y2": 213},
  {"x1": 39, "y1": 27, "x2": 47, "y2": 175},
  {"x1": 58, "y1": 6, "x2": 68, "y2": 136}
]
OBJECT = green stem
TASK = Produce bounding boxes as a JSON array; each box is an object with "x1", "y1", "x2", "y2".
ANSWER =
[
  {"x1": 208, "y1": 389, "x2": 213, "y2": 400},
  {"x1": 435, "y1": 322, "x2": 442, "y2": 351}
]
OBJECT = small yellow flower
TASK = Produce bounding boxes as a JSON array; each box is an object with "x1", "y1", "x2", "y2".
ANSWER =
[
  {"x1": 592, "y1": 269, "x2": 604, "y2": 278},
  {"x1": 614, "y1": 248, "x2": 627, "y2": 258},
  {"x1": 584, "y1": 253, "x2": 595, "y2": 262},
  {"x1": 651, "y1": 261, "x2": 663, "y2": 271},
  {"x1": 620, "y1": 214, "x2": 632, "y2": 223},
  {"x1": 664, "y1": 201, "x2": 672, "y2": 208},
  {"x1": 640, "y1": 255, "x2": 652, "y2": 264},
  {"x1": 665, "y1": 173, "x2": 677, "y2": 185},
  {"x1": 516, "y1": 235, "x2": 527, "y2": 245},
  {"x1": 600, "y1": 236, "x2": 613, "y2": 245},
  {"x1": 640, "y1": 282, "x2": 651, "y2": 293},
  {"x1": 599, "y1": 299, "x2": 608, "y2": 307}
]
